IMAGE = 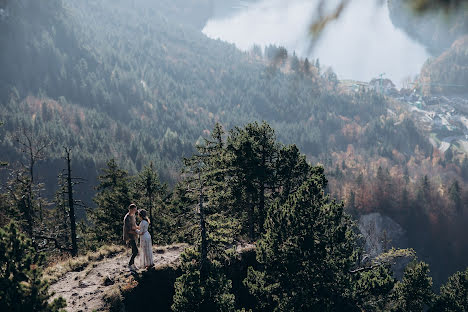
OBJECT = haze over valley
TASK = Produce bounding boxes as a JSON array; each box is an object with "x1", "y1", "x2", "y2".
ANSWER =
[{"x1": 203, "y1": 0, "x2": 430, "y2": 85}]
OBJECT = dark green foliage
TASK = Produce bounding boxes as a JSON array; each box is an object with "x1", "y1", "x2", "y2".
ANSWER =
[
  {"x1": 89, "y1": 159, "x2": 132, "y2": 244},
  {"x1": 432, "y1": 267, "x2": 468, "y2": 312},
  {"x1": 4, "y1": 167, "x2": 36, "y2": 238},
  {"x1": 448, "y1": 180, "x2": 462, "y2": 214},
  {"x1": 0, "y1": 223, "x2": 66, "y2": 312},
  {"x1": 133, "y1": 162, "x2": 168, "y2": 244},
  {"x1": 352, "y1": 266, "x2": 395, "y2": 311},
  {"x1": 392, "y1": 261, "x2": 434, "y2": 311},
  {"x1": 172, "y1": 123, "x2": 238, "y2": 312},
  {"x1": 245, "y1": 167, "x2": 359, "y2": 311},
  {"x1": 183, "y1": 122, "x2": 312, "y2": 243},
  {"x1": 172, "y1": 247, "x2": 235, "y2": 312},
  {"x1": 172, "y1": 248, "x2": 203, "y2": 312},
  {"x1": 227, "y1": 122, "x2": 278, "y2": 240},
  {"x1": 275, "y1": 144, "x2": 312, "y2": 204}
]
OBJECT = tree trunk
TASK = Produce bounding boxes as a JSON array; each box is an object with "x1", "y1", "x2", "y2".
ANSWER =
[
  {"x1": 149, "y1": 191, "x2": 154, "y2": 244},
  {"x1": 66, "y1": 149, "x2": 78, "y2": 257},
  {"x1": 199, "y1": 172, "x2": 208, "y2": 280},
  {"x1": 249, "y1": 198, "x2": 255, "y2": 242}
]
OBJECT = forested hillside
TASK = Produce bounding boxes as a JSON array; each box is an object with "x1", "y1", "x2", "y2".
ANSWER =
[
  {"x1": 0, "y1": 0, "x2": 435, "y2": 182},
  {"x1": 1, "y1": 0, "x2": 468, "y2": 295}
]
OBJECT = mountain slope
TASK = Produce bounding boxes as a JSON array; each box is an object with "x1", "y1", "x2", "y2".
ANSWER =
[{"x1": 1, "y1": 0, "x2": 416, "y2": 177}]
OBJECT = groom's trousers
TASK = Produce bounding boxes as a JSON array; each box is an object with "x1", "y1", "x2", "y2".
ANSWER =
[{"x1": 129, "y1": 239, "x2": 138, "y2": 265}]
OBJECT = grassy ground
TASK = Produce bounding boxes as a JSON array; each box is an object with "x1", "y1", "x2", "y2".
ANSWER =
[{"x1": 44, "y1": 244, "x2": 126, "y2": 283}]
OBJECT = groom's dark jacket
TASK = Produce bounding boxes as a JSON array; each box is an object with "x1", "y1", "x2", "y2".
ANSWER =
[{"x1": 123, "y1": 213, "x2": 137, "y2": 242}]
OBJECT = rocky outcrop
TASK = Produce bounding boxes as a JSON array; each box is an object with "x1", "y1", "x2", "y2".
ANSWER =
[
  {"x1": 48, "y1": 244, "x2": 256, "y2": 311},
  {"x1": 359, "y1": 212, "x2": 408, "y2": 257},
  {"x1": 359, "y1": 212, "x2": 410, "y2": 279},
  {"x1": 49, "y1": 245, "x2": 185, "y2": 311}
]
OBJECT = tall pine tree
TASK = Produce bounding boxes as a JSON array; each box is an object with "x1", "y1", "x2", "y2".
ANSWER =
[
  {"x1": 133, "y1": 162, "x2": 167, "y2": 244},
  {"x1": 90, "y1": 159, "x2": 132, "y2": 244},
  {"x1": 245, "y1": 166, "x2": 358, "y2": 311},
  {"x1": 172, "y1": 123, "x2": 236, "y2": 312},
  {"x1": 227, "y1": 122, "x2": 277, "y2": 240},
  {"x1": 0, "y1": 223, "x2": 66, "y2": 312}
]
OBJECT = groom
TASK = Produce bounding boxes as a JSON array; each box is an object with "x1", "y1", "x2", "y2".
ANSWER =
[{"x1": 123, "y1": 203, "x2": 139, "y2": 271}]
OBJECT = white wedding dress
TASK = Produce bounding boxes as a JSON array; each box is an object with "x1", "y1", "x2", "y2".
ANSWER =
[{"x1": 136, "y1": 220, "x2": 154, "y2": 267}]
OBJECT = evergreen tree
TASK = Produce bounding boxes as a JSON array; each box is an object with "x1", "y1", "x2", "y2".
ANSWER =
[
  {"x1": 392, "y1": 261, "x2": 434, "y2": 312},
  {"x1": 275, "y1": 144, "x2": 312, "y2": 205},
  {"x1": 352, "y1": 265, "x2": 395, "y2": 311},
  {"x1": 0, "y1": 223, "x2": 66, "y2": 312},
  {"x1": 133, "y1": 162, "x2": 167, "y2": 244},
  {"x1": 227, "y1": 122, "x2": 277, "y2": 240},
  {"x1": 304, "y1": 58, "x2": 310, "y2": 74},
  {"x1": 431, "y1": 267, "x2": 468, "y2": 312},
  {"x1": 416, "y1": 175, "x2": 431, "y2": 204},
  {"x1": 172, "y1": 247, "x2": 235, "y2": 312},
  {"x1": 290, "y1": 52, "x2": 300, "y2": 73},
  {"x1": 245, "y1": 166, "x2": 358, "y2": 311},
  {"x1": 90, "y1": 159, "x2": 132, "y2": 244},
  {"x1": 348, "y1": 190, "x2": 356, "y2": 213},
  {"x1": 448, "y1": 180, "x2": 462, "y2": 215},
  {"x1": 172, "y1": 123, "x2": 236, "y2": 312}
]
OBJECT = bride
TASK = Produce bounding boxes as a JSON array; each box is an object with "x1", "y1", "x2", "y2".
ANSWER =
[{"x1": 136, "y1": 209, "x2": 154, "y2": 268}]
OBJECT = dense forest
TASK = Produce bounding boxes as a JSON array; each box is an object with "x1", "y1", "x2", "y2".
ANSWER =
[
  {"x1": 2, "y1": 122, "x2": 468, "y2": 311},
  {"x1": 0, "y1": 0, "x2": 468, "y2": 311}
]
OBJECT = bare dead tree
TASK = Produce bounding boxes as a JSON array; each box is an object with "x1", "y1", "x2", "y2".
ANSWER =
[
  {"x1": 53, "y1": 147, "x2": 86, "y2": 256},
  {"x1": 64, "y1": 147, "x2": 79, "y2": 256},
  {"x1": 10, "y1": 128, "x2": 50, "y2": 237}
]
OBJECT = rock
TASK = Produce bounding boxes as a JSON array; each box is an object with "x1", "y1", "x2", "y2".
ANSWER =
[
  {"x1": 358, "y1": 212, "x2": 410, "y2": 279},
  {"x1": 359, "y1": 212, "x2": 407, "y2": 256},
  {"x1": 102, "y1": 276, "x2": 114, "y2": 286}
]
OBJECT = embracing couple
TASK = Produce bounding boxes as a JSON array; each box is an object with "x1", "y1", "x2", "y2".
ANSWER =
[{"x1": 123, "y1": 203, "x2": 154, "y2": 271}]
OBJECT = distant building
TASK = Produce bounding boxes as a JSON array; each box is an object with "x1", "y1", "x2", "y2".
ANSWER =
[
  {"x1": 339, "y1": 80, "x2": 371, "y2": 93},
  {"x1": 369, "y1": 78, "x2": 397, "y2": 95}
]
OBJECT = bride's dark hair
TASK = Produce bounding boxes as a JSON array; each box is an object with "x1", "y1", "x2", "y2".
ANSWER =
[{"x1": 138, "y1": 209, "x2": 150, "y2": 224}]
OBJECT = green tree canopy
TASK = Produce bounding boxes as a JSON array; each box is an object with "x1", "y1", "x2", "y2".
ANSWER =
[
  {"x1": 0, "y1": 223, "x2": 66, "y2": 312},
  {"x1": 89, "y1": 159, "x2": 132, "y2": 244},
  {"x1": 245, "y1": 166, "x2": 359, "y2": 311}
]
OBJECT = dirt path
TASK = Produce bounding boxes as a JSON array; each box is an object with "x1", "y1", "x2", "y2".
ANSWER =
[{"x1": 49, "y1": 245, "x2": 185, "y2": 312}]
